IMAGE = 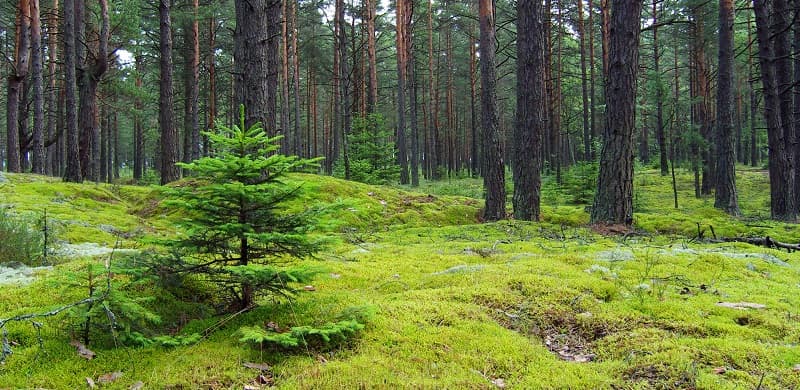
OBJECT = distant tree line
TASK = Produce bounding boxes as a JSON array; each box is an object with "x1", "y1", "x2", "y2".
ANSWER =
[{"x1": 1, "y1": 0, "x2": 798, "y2": 222}]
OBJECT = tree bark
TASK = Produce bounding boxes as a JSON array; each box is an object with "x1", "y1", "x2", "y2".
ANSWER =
[
  {"x1": 588, "y1": 0, "x2": 597, "y2": 160},
  {"x1": 577, "y1": 0, "x2": 591, "y2": 161},
  {"x1": 514, "y1": 0, "x2": 546, "y2": 221},
  {"x1": 754, "y1": 0, "x2": 796, "y2": 220},
  {"x1": 62, "y1": 0, "x2": 81, "y2": 182},
  {"x1": 713, "y1": 0, "x2": 740, "y2": 215},
  {"x1": 30, "y1": 0, "x2": 45, "y2": 174},
  {"x1": 206, "y1": 16, "x2": 217, "y2": 156},
  {"x1": 76, "y1": 0, "x2": 109, "y2": 182},
  {"x1": 366, "y1": 0, "x2": 378, "y2": 113},
  {"x1": 46, "y1": 0, "x2": 60, "y2": 176},
  {"x1": 590, "y1": 0, "x2": 643, "y2": 225},
  {"x1": 183, "y1": 0, "x2": 200, "y2": 168},
  {"x1": 337, "y1": 0, "x2": 351, "y2": 179},
  {"x1": 652, "y1": 0, "x2": 667, "y2": 175},
  {"x1": 396, "y1": 0, "x2": 410, "y2": 184},
  {"x1": 133, "y1": 54, "x2": 144, "y2": 180},
  {"x1": 6, "y1": 0, "x2": 32, "y2": 173},
  {"x1": 159, "y1": 0, "x2": 180, "y2": 184},
  {"x1": 233, "y1": 0, "x2": 274, "y2": 133},
  {"x1": 479, "y1": 0, "x2": 506, "y2": 221}
]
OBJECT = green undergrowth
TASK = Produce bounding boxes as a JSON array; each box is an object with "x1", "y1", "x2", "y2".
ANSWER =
[{"x1": 1, "y1": 170, "x2": 799, "y2": 388}]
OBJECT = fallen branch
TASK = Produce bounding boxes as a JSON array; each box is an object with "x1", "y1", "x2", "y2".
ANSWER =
[
  {"x1": 696, "y1": 224, "x2": 800, "y2": 252},
  {"x1": 713, "y1": 236, "x2": 800, "y2": 252},
  {"x1": 0, "y1": 240, "x2": 120, "y2": 362}
]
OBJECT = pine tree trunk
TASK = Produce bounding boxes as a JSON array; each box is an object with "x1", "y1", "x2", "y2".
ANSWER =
[
  {"x1": 76, "y1": 0, "x2": 108, "y2": 182},
  {"x1": 206, "y1": 16, "x2": 216, "y2": 156},
  {"x1": 577, "y1": 0, "x2": 591, "y2": 161},
  {"x1": 30, "y1": 0, "x2": 46, "y2": 174},
  {"x1": 337, "y1": 0, "x2": 351, "y2": 179},
  {"x1": 405, "y1": 2, "x2": 419, "y2": 186},
  {"x1": 133, "y1": 54, "x2": 144, "y2": 180},
  {"x1": 63, "y1": 0, "x2": 81, "y2": 182},
  {"x1": 588, "y1": 0, "x2": 597, "y2": 160},
  {"x1": 159, "y1": 0, "x2": 180, "y2": 184},
  {"x1": 514, "y1": 0, "x2": 545, "y2": 221},
  {"x1": 754, "y1": 0, "x2": 796, "y2": 220},
  {"x1": 714, "y1": 0, "x2": 740, "y2": 215},
  {"x1": 280, "y1": 0, "x2": 291, "y2": 152},
  {"x1": 748, "y1": 12, "x2": 758, "y2": 167},
  {"x1": 590, "y1": 0, "x2": 643, "y2": 225},
  {"x1": 469, "y1": 32, "x2": 479, "y2": 176},
  {"x1": 366, "y1": 0, "x2": 378, "y2": 113},
  {"x1": 652, "y1": 0, "x2": 668, "y2": 175},
  {"x1": 396, "y1": 0, "x2": 410, "y2": 184},
  {"x1": 479, "y1": 0, "x2": 506, "y2": 221},
  {"x1": 291, "y1": 0, "x2": 301, "y2": 156},
  {"x1": 183, "y1": 0, "x2": 200, "y2": 168},
  {"x1": 234, "y1": 0, "x2": 274, "y2": 133},
  {"x1": 46, "y1": 0, "x2": 59, "y2": 176},
  {"x1": 6, "y1": 0, "x2": 31, "y2": 173}
]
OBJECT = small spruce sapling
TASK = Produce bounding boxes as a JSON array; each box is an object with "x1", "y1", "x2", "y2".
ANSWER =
[{"x1": 164, "y1": 106, "x2": 323, "y2": 312}]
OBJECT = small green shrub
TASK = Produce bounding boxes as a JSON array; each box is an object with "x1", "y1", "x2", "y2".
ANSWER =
[
  {"x1": 0, "y1": 209, "x2": 45, "y2": 265},
  {"x1": 333, "y1": 114, "x2": 400, "y2": 185},
  {"x1": 240, "y1": 319, "x2": 365, "y2": 350},
  {"x1": 239, "y1": 306, "x2": 373, "y2": 351}
]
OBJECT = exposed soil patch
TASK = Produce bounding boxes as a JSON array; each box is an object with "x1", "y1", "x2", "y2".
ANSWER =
[
  {"x1": 591, "y1": 223, "x2": 635, "y2": 236},
  {"x1": 401, "y1": 194, "x2": 437, "y2": 205},
  {"x1": 477, "y1": 295, "x2": 619, "y2": 363},
  {"x1": 619, "y1": 363, "x2": 696, "y2": 389}
]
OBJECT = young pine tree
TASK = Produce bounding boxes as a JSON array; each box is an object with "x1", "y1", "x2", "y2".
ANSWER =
[{"x1": 165, "y1": 106, "x2": 321, "y2": 311}]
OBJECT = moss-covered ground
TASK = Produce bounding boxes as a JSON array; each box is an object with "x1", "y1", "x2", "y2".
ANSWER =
[{"x1": 0, "y1": 168, "x2": 798, "y2": 389}]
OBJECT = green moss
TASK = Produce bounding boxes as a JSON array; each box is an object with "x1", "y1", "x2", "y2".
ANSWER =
[{"x1": 2, "y1": 170, "x2": 800, "y2": 388}]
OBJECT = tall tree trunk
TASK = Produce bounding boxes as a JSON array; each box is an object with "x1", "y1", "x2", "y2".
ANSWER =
[
  {"x1": 63, "y1": 0, "x2": 81, "y2": 182},
  {"x1": 206, "y1": 16, "x2": 216, "y2": 155},
  {"x1": 30, "y1": 0, "x2": 45, "y2": 174},
  {"x1": 366, "y1": 0, "x2": 378, "y2": 112},
  {"x1": 479, "y1": 0, "x2": 506, "y2": 221},
  {"x1": 691, "y1": 4, "x2": 713, "y2": 195},
  {"x1": 748, "y1": 12, "x2": 758, "y2": 167},
  {"x1": 470, "y1": 32, "x2": 479, "y2": 176},
  {"x1": 714, "y1": 0, "x2": 740, "y2": 215},
  {"x1": 133, "y1": 54, "x2": 144, "y2": 180},
  {"x1": 113, "y1": 111, "x2": 118, "y2": 179},
  {"x1": 291, "y1": 0, "x2": 301, "y2": 156},
  {"x1": 754, "y1": 0, "x2": 796, "y2": 220},
  {"x1": 76, "y1": 0, "x2": 109, "y2": 182},
  {"x1": 46, "y1": 0, "x2": 60, "y2": 176},
  {"x1": 280, "y1": 0, "x2": 291, "y2": 152},
  {"x1": 233, "y1": 0, "x2": 276, "y2": 136},
  {"x1": 6, "y1": 0, "x2": 32, "y2": 173},
  {"x1": 405, "y1": 2, "x2": 419, "y2": 186},
  {"x1": 183, "y1": 0, "x2": 200, "y2": 168},
  {"x1": 159, "y1": 0, "x2": 180, "y2": 184},
  {"x1": 794, "y1": 0, "x2": 800, "y2": 196},
  {"x1": 590, "y1": 0, "x2": 643, "y2": 225},
  {"x1": 577, "y1": 0, "x2": 591, "y2": 161},
  {"x1": 396, "y1": 0, "x2": 410, "y2": 184},
  {"x1": 652, "y1": 0, "x2": 667, "y2": 175},
  {"x1": 337, "y1": 0, "x2": 351, "y2": 179},
  {"x1": 599, "y1": 0, "x2": 610, "y2": 81},
  {"x1": 588, "y1": 0, "x2": 597, "y2": 160},
  {"x1": 99, "y1": 101, "x2": 107, "y2": 183},
  {"x1": 514, "y1": 0, "x2": 545, "y2": 221}
]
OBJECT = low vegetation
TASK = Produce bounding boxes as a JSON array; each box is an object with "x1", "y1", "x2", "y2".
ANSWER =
[{"x1": 0, "y1": 166, "x2": 798, "y2": 389}]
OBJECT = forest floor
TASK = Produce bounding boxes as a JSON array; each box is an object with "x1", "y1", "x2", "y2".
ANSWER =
[{"x1": 0, "y1": 167, "x2": 799, "y2": 389}]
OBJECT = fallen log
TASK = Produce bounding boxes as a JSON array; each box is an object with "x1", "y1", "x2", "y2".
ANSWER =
[{"x1": 711, "y1": 236, "x2": 800, "y2": 252}]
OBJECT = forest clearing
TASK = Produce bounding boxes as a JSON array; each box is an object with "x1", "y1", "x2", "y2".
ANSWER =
[
  {"x1": 0, "y1": 167, "x2": 798, "y2": 389},
  {"x1": 4, "y1": 0, "x2": 800, "y2": 387}
]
